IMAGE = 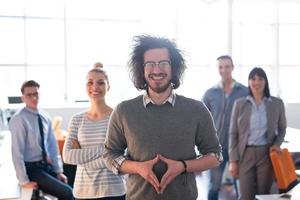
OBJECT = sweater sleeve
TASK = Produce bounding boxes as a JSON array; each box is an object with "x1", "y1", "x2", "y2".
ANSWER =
[
  {"x1": 63, "y1": 114, "x2": 104, "y2": 166},
  {"x1": 103, "y1": 104, "x2": 128, "y2": 174},
  {"x1": 81, "y1": 154, "x2": 106, "y2": 169},
  {"x1": 195, "y1": 102, "x2": 222, "y2": 157}
]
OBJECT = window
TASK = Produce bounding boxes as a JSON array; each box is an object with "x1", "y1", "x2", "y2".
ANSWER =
[{"x1": 1, "y1": 0, "x2": 300, "y2": 107}]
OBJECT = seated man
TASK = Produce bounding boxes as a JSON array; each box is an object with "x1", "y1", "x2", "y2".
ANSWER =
[{"x1": 9, "y1": 80, "x2": 73, "y2": 200}]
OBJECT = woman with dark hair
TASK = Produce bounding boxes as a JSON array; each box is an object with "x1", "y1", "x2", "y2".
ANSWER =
[{"x1": 229, "y1": 67, "x2": 287, "y2": 200}]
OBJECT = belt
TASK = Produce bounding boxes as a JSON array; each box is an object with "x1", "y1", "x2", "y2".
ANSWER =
[
  {"x1": 25, "y1": 160, "x2": 47, "y2": 167},
  {"x1": 246, "y1": 145, "x2": 269, "y2": 148},
  {"x1": 25, "y1": 161, "x2": 56, "y2": 176}
]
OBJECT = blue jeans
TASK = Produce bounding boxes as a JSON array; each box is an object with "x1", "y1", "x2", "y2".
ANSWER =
[
  {"x1": 207, "y1": 150, "x2": 239, "y2": 200},
  {"x1": 25, "y1": 162, "x2": 73, "y2": 200}
]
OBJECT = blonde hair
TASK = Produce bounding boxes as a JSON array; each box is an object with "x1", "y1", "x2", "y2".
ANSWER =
[{"x1": 87, "y1": 63, "x2": 109, "y2": 85}]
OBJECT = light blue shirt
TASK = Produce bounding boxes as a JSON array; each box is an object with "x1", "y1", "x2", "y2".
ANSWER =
[
  {"x1": 9, "y1": 107, "x2": 63, "y2": 185},
  {"x1": 202, "y1": 81, "x2": 248, "y2": 150},
  {"x1": 247, "y1": 97, "x2": 268, "y2": 146}
]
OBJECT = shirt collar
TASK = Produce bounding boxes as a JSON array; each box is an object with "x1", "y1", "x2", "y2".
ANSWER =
[
  {"x1": 246, "y1": 95, "x2": 272, "y2": 103},
  {"x1": 24, "y1": 106, "x2": 39, "y2": 114},
  {"x1": 143, "y1": 89, "x2": 176, "y2": 108},
  {"x1": 217, "y1": 79, "x2": 237, "y2": 89}
]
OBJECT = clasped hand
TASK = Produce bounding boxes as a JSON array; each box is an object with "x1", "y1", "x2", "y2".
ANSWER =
[{"x1": 136, "y1": 154, "x2": 185, "y2": 194}]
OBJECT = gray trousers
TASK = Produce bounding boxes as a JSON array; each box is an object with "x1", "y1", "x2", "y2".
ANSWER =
[{"x1": 238, "y1": 145, "x2": 273, "y2": 200}]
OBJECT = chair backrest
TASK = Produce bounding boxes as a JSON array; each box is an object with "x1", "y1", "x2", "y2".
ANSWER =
[
  {"x1": 270, "y1": 148, "x2": 299, "y2": 193},
  {"x1": 52, "y1": 116, "x2": 65, "y2": 156},
  {"x1": 52, "y1": 116, "x2": 62, "y2": 135}
]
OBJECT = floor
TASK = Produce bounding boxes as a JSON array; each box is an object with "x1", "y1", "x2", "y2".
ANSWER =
[
  {"x1": 0, "y1": 130, "x2": 236, "y2": 200},
  {"x1": 196, "y1": 171, "x2": 236, "y2": 200}
]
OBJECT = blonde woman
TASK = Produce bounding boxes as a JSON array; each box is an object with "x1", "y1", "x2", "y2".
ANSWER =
[{"x1": 63, "y1": 66, "x2": 126, "y2": 200}]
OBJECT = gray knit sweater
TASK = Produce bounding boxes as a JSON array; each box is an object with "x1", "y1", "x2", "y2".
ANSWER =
[{"x1": 104, "y1": 95, "x2": 221, "y2": 200}]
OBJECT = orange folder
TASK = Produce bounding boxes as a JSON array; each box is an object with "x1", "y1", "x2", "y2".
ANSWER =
[
  {"x1": 57, "y1": 139, "x2": 65, "y2": 157},
  {"x1": 270, "y1": 148, "x2": 298, "y2": 193}
]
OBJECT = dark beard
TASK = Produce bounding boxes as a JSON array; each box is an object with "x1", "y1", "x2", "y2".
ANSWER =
[{"x1": 147, "y1": 81, "x2": 171, "y2": 93}]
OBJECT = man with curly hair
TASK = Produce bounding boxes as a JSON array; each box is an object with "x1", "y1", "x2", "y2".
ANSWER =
[{"x1": 104, "y1": 35, "x2": 222, "y2": 200}]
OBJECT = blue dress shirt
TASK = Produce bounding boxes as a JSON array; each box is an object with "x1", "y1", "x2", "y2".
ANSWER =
[
  {"x1": 247, "y1": 97, "x2": 268, "y2": 146},
  {"x1": 9, "y1": 107, "x2": 63, "y2": 185}
]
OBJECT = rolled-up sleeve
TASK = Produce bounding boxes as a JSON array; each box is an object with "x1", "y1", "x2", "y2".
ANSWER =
[
  {"x1": 103, "y1": 104, "x2": 128, "y2": 175},
  {"x1": 195, "y1": 102, "x2": 222, "y2": 162},
  {"x1": 63, "y1": 115, "x2": 105, "y2": 168}
]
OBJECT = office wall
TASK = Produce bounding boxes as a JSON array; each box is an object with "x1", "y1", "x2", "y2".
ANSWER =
[
  {"x1": 44, "y1": 103, "x2": 300, "y2": 132},
  {"x1": 44, "y1": 106, "x2": 88, "y2": 130},
  {"x1": 285, "y1": 103, "x2": 300, "y2": 129}
]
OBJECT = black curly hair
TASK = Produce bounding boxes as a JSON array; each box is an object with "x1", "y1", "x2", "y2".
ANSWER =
[{"x1": 128, "y1": 35, "x2": 186, "y2": 90}]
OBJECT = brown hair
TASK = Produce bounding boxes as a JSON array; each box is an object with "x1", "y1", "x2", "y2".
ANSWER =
[
  {"x1": 21, "y1": 80, "x2": 40, "y2": 94},
  {"x1": 93, "y1": 62, "x2": 103, "y2": 68},
  {"x1": 216, "y1": 55, "x2": 234, "y2": 68}
]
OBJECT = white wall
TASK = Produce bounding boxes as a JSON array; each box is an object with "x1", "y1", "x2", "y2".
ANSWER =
[
  {"x1": 44, "y1": 103, "x2": 300, "y2": 131},
  {"x1": 285, "y1": 103, "x2": 300, "y2": 129},
  {"x1": 3, "y1": 102, "x2": 300, "y2": 131},
  {"x1": 44, "y1": 106, "x2": 88, "y2": 130}
]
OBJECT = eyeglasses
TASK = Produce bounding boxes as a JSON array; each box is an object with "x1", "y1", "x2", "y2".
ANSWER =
[
  {"x1": 24, "y1": 92, "x2": 39, "y2": 98},
  {"x1": 143, "y1": 60, "x2": 171, "y2": 69}
]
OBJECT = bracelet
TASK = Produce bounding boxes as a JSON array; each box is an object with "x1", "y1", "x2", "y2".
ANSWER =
[{"x1": 179, "y1": 160, "x2": 187, "y2": 174}]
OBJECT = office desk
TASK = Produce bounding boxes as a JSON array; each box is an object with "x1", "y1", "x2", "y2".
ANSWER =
[
  {"x1": 19, "y1": 188, "x2": 33, "y2": 200},
  {"x1": 256, "y1": 183, "x2": 300, "y2": 200},
  {"x1": 0, "y1": 131, "x2": 32, "y2": 200},
  {"x1": 0, "y1": 187, "x2": 33, "y2": 200}
]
